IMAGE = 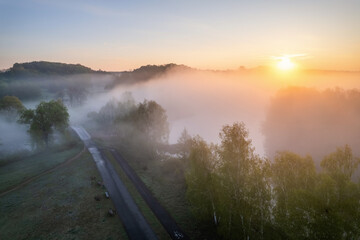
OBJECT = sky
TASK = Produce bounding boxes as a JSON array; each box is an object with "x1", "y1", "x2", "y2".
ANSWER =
[{"x1": 0, "y1": 0, "x2": 359, "y2": 71}]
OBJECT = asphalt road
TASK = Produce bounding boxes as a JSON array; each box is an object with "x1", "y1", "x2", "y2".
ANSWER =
[
  {"x1": 109, "y1": 149, "x2": 189, "y2": 240},
  {"x1": 71, "y1": 126, "x2": 158, "y2": 240}
]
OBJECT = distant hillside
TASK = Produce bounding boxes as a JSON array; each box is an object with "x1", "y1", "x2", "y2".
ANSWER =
[
  {"x1": 108, "y1": 63, "x2": 192, "y2": 88},
  {"x1": 0, "y1": 61, "x2": 96, "y2": 80}
]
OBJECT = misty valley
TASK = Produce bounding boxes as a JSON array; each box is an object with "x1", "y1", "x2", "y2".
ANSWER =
[{"x1": 0, "y1": 61, "x2": 360, "y2": 240}]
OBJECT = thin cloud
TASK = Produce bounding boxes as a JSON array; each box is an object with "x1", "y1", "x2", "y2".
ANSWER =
[{"x1": 272, "y1": 54, "x2": 308, "y2": 60}]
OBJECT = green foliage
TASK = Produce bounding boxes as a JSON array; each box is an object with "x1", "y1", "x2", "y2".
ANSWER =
[
  {"x1": 19, "y1": 100, "x2": 69, "y2": 146},
  {"x1": 89, "y1": 95, "x2": 169, "y2": 162},
  {"x1": 0, "y1": 95, "x2": 25, "y2": 121},
  {"x1": 186, "y1": 123, "x2": 360, "y2": 239},
  {"x1": 177, "y1": 128, "x2": 192, "y2": 159},
  {"x1": 321, "y1": 144, "x2": 360, "y2": 181},
  {"x1": 217, "y1": 123, "x2": 271, "y2": 240},
  {"x1": 186, "y1": 136, "x2": 218, "y2": 225},
  {"x1": 271, "y1": 152, "x2": 317, "y2": 238},
  {"x1": 90, "y1": 94, "x2": 136, "y2": 125},
  {"x1": 0, "y1": 96, "x2": 24, "y2": 112},
  {"x1": 90, "y1": 95, "x2": 169, "y2": 145},
  {"x1": 272, "y1": 147, "x2": 360, "y2": 239},
  {"x1": 186, "y1": 123, "x2": 272, "y2": 239},
  {"x1": 127, "y1": 100, "x2": 169, "y2": 143}
]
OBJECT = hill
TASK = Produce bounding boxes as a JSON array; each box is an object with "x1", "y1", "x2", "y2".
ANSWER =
[
  {"x1": 107, "y1": 63, "x2": 192, "y2": 88},
  {"x1": 0, "y1": 61, "x2": 95, "y2": 80}
]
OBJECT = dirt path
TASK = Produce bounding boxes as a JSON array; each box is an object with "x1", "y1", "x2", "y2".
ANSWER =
[{"x1": 0, "y1": 144, "x2": 86, "y2": 197}]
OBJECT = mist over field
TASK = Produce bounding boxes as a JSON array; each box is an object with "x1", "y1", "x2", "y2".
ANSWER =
[{"x1": 0, "y1": 118, "x2": 31, "y2": 154}]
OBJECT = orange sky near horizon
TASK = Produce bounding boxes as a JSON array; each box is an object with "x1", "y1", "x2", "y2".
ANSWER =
[{"x1": 0, "y1": 0, "x2": 359, "y2": 72}]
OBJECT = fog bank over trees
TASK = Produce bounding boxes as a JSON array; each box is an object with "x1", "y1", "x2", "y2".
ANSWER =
[
  {"x1": 1, "y1": 61, "x2": 359, "y2": 159},
  {"x1": 263, "y1": 87, "x2": 360, "y2": 163},
  {"x1": 109, "y1": 68, "x2": 360, "y2": 157}
]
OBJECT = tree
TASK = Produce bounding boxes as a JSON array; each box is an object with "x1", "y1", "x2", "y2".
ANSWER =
[
  {"x1": 0, "y1": 96, "x2": 25, "y2": 120},
  {"x1": 19, "y1": 99, "x2": 69, "y2": 146},
  {"x1": 186, "y1": 123, "x2": 272, "y2": 239},
  {"x1": 271, "y1": 152, "x2": 317, "y2": 239},
  {"x1": 0, "y1": 95, "x2": 24, "y2": 112},
  {"x1": 217, "y1": 122, "x2": 271, "y2": 240},
  {"x1": 56, "y1": 86, "x2": 88, "y2": 107},
  {"x1": 186, "y1": 123, "x2": 360, "y2": 239},
  {"x1": 89, "y1": 93, "x2": 137, "y2": 127},
  {"x1": 177, "y1": 128, "x2": 192, "y2": 159},
  {"x1": 271, "y1": 147, "x2": 360, "y2": 239},
  {"x1": 263, "y1": 87, "x2": 360, "y2": 165},
  {"x1": 186, "y1": 136, "x2": 219, "y2": 226},
  {"x1": 321, "y1": 144, "x2": 360, "y2": 181},
  {"x1": 127, "y1": 100, "x2": 169, "y2": 143}
]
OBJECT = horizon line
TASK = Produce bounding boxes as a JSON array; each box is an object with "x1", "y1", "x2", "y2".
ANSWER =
[{"x1": 1, "y1": 60, "x2": 360, "y2": 74}]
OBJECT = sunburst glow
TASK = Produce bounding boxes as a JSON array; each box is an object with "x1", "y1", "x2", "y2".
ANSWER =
[{"x1": 277, "y1": 56, "x2": 295, "y2": 71}]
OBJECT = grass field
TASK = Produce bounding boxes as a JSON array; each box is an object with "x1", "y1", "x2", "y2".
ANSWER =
[
  {"x1": 0, "y1": 146, "x2": 127, "y2": 240},
  {"x1": 0, "y1": 141, "x2": 83, "y2": 193}
]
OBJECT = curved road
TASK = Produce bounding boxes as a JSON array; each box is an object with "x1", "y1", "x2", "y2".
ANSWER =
[{"x1": 71, "y1": 126, "x2": 157, "y2": 240}]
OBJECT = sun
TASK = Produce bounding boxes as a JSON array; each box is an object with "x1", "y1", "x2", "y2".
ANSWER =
[{"x1": 276, "y1": 56, "x2": 295, "y2": 71}]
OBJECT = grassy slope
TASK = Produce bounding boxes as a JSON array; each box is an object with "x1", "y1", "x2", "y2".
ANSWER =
[
  {"x1": 0, "y1": 150, "x2": 127, "y2": 240},
  {"x1": 0, "y1": 142, "x2": 83, "y2": 193}
]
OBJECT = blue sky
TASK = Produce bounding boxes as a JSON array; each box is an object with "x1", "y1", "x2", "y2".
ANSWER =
[{"x1": 0, "y1": 0, "x2": 359, "y2": 70}]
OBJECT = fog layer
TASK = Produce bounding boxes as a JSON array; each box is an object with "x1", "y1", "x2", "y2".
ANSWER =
[
  {"x1": 0, "y1": 118, "x2": 31, "y2": 155},
  {"x1": 104, "y1": 69, "x2": 360, "y2": 157},
  {"x1": 2, "y1": 67, "x2": 359, "y2": 159}
]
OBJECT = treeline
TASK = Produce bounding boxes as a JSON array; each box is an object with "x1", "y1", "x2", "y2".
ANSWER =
[
  {"x1": 185, "y1": 122, "x2": 360, "y2": 239},
  {"x1": 263, "y1": 87, "x2": 360, "y2": 165},
  {"x1": 0, "y1": 61, "x2": 94, "y2": 79},
  {"x1": 0, "y1": 79, "x2": 90, "y2": 105},
  {"x1": 0, "y1": 81, "x2": 41, "y2": 101}
]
